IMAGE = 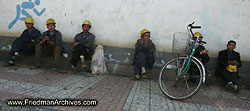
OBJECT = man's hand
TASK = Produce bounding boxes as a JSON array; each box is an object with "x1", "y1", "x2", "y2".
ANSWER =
[
  {"x1": 200, "y1": 49, "x2": 208, "y2": 55},
  {"x1": 86, "y1": 48, "x2": 90, "y2": 53},
  {"x1": 228, "y1": 60, "x2": 239, "y2": 66},
  {"x1": 40, "y1": 36, "x2": 49, "y2": 44},
  {"x1": 44, "y1": 36, "x2": 49, "y2": 41},
  {"x1": 40, "y1": 39, "x2": 46, "y2": 44},
  {"x1": 47, "y1": 39, "x2": 55, "y2": 45},
  {"x1": 139, "y1": 39, "x2": 149, "y2": 45},
  {"x1": 72, "y1": 42, "x2": 80, "y2": 48},
  {"x1": 139, "y1": 39, "x2": 143, "y2": 44},
  {"x1": 84, "y1": 44, "x2": 89, "y2": 48},
  {"x1": 31, "y1": 40, "x2": 35, "y2": 43}
]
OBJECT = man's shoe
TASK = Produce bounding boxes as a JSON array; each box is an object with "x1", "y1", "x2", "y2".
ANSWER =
[
  {"x1": 31, "y1": 64, "x2": 41, "y2": 69},
  {"x1": 8, "y1": 60, "x2": 15, "y2": 65},
  {"x1": 142, "y1": 67, "x2": 146, "y2": 74},
  {"x1": 130, "y1": 74, "x2": 140, "y2": 80},
  {"x1": 166, "y1": 65, "x2": 177, "y2": 69},
  {"x1": 14, "y1": 52, "x2": 19, "y2": 56},
  {"x1": 11, "y1": 52, "x2": 20, "y2": 60},
  {"x1": 51, "y1": 68, "x2": 58, "y2": 71},
  {"x1": 2, "y1": 61, "x2": 14, "y2": 67},
  {"x1": 71, "y1": 65, "x2": 76, "y2": 70},
  {"x1": 81, "y1": 64, "x2": 87, "y2": 68},
  {"x1": 225, "y1": 82, "x2": 234, "y2": 91},
  {"x1": 141, "y1": 73, "x2": 149, "y2": 79},
  {"x1": 233, "y1": 85, "x2": 240, "y2": 93},
  {"x1": 135, "y1": 74, "x2": 140, "y2": 79}
]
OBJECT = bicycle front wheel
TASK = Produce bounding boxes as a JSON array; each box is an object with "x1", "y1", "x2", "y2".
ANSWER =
[{"x1": 159, "y1": 56, "x2": 203, "y2": 100}]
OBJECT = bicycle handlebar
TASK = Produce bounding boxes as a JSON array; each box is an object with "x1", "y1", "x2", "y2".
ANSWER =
[
  {"x1": 188, "y1": 22, "x2": 195, "y2": 26},
  {"x1": 191, "y1": 26, "x2": 201, "y2": 29},
  {"x1": 187, "y1": 22, "x2": 201, "y2": 38},
  {"x1": 188, "y1": 22, "x2": 201, "y2": 29},
  {"x1": 199, "y1": 40, "x2": 206, "y2": 44},
  {"x1": 187, "y1": 22, "x2": 206, "y2": 44}
]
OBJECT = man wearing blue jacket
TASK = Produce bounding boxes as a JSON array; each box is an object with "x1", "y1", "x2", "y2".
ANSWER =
[{"x1": 4, "y1": 17, "x2": 41, "y2": 66}]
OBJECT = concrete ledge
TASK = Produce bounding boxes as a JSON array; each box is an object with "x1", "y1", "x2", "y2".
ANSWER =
[
  {"x1": 0, "y1": 36, "x2": 250, "y2": 88},
  {"x1": 1, "y1": 50, "x2": 250, "y2": 88}
]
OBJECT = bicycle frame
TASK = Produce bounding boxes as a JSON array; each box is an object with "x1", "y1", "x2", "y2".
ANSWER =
[
  {"x1": 178, "y1": 23, "x2": 206, "y2": 83},
  {"x1": 179, "y1": 37, "x2": 199, "y2": 75}
]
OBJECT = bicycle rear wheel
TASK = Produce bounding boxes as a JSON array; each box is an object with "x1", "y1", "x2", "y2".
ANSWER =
[{"x1": 159, "y1": 56, "x2": 203, "y2": 100}]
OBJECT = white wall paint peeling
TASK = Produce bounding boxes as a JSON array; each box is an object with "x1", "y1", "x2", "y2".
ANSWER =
[{"x1": 0, "y1": 0, "x2": 249, "y2": 61}]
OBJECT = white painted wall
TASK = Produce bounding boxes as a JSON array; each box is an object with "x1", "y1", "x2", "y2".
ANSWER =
[{"x1": 0, "y1": 0, "x2": 249, "y2": 61}]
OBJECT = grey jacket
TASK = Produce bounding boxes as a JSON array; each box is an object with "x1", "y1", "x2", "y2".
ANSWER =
[
  {"x1": 40, "y1": 29, "x2": 62, "y2": 47},
  {"x1": 74, "y1": 32, "x2": 95, "y2": 51}
]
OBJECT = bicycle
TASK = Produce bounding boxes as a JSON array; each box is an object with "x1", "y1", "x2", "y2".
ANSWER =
[{"x1": 159, "y1": 22, "x2": 207, "y2": 100}]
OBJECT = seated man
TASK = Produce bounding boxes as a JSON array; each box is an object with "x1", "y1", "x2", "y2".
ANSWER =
[
  {"x1": 189, "y1": 32, "x2": 209, "y2": 83},
  {"x1": 34, "y1": 18, "x2": 62, "y2": 68},
  {"x1": 70, "y1": 20, "x2": 95, "y2": 69},
  {"x1": 215, "y1": 40, "x2": 242, "y2": 93},
  {"x1": 133, "y1": 29, "x2": 156, "y2": 80},
  {"x1": 4, "y1": 17, "x2": 41, "y2": 66}
]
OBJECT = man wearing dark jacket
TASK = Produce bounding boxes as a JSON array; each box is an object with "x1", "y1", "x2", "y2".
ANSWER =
[
  {"x1": 215, "y1": 40, "x2": 242, "y2": 92},
  {"x1": 34, "y1": 18, "x2": 62, "y2": 68},
  {"x1": 70, "y1": 20, "x2": 95, "y2": 69},
  {"x1": 4, "y1": 17, "x2": 41, "y2": 66},
  {"x1": 133, "y1": 29, "x2": 156, "y2": 80}
]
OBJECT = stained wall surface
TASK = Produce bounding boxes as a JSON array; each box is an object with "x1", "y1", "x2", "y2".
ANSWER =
[{"x1": 0, "y1": 0, "x2": 249, "y2": 60}]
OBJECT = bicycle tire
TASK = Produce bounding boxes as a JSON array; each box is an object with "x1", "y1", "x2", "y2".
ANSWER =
[{"x1": 159, "y1": 56, "x2": 203, "y2": 100}]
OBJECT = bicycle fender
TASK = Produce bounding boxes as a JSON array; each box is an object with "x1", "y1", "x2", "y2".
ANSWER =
[{"x1": 191, "y1": 56, "x2": 206, "y2": 83}]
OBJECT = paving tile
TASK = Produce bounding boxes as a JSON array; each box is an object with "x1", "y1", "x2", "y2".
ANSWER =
[
  {"x1": 0, "y1": 64, "x2": 250, "y2": 111},
  {"x1": 0, "y1": 66, "x2": 70, "y2": 85},
  {"x1": 77, "y1": 76, "x2": 134, "y2": 111}
]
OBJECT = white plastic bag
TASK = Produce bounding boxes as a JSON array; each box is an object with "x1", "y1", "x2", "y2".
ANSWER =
[{"x1": 91, "y1": 45, "x2": 109, "y2": 75}]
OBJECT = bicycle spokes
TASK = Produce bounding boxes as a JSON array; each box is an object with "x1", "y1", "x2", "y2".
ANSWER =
[{"x1": 159, "y1": 57, "x2": 203, "y2": 100}]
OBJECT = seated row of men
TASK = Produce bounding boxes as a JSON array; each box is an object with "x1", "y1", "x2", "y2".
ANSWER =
[
  {"x1": 4, "y1": 17, "x2": 242, "y2": 93},
  {"x1": 5, "y1": 17, "x2": 94, "y2": 70},
  {"x1": 133, "y1": 29, "x2": 241, "y2": 93}
]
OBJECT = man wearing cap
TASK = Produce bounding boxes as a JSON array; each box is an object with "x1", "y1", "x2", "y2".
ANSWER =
[
  {"x1": 215, "y1": 40, "x2": 242, "y2": 93},
  {"x1": 34, "y1": 18, "x2": 62, "y2": 68},
  {"x1": 132, "y1": 29, "x2": 156, "y2": 80},
  {"x1": 70, "y1": 20, "x2": 95, "y2": 69},
  {"x1": 3, "y1": 17, "x2": 41, "y2": 66}
]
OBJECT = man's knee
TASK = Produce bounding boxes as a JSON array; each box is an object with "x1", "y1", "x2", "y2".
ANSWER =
[
  {"x1": 13, "y1": 38, "x2": 22, "y2": 44},
  {"x1": 136, "y1": 52, "x2": 146, "y2": 59},
  {"x1": 54, "y1": 45, "x2": 62, "y2": 53},
  {"x1": 35, "y1": 43, "x2": 42, "y2": 49},
  {"x1": 53, "y1": 46, "x2": 62, "y2": 63}
]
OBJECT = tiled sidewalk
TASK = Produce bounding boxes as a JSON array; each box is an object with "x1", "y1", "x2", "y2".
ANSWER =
[{"x1": 0, "y1": 62, "x2": 250, "y2": 111}]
